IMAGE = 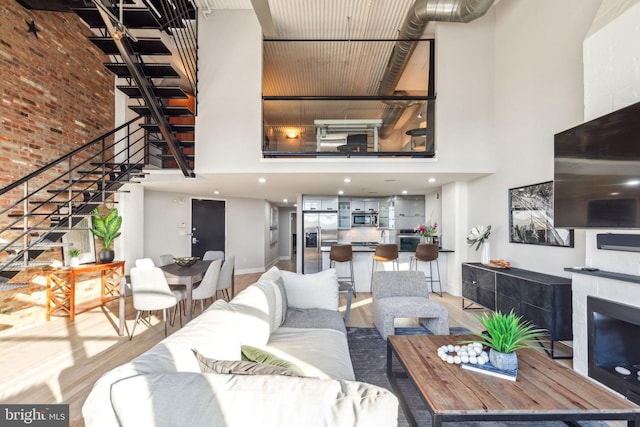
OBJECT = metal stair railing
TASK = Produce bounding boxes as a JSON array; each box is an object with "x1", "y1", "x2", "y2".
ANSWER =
[
  {"x1": 0, "y1": 116, "x2": 147, "y2": 275},
  {"x1": 92, "y1": 0, "x2": 197, "y2": 177}
]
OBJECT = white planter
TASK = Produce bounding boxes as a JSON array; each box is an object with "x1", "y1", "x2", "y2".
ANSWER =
[
  {"x1": 481, "y1": 242, "x2": 491, "y2": 265},
  {"x1": 70, "y1": 257, "x2": 80, "y2": 267}
]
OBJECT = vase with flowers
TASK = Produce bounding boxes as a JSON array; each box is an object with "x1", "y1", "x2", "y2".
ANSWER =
[
  {"x1": 467, "y1": 225, "x2": 492, "y2": 264},
  {"x1": 415, "y1": 222, "x2": 438, "y2": 244}
]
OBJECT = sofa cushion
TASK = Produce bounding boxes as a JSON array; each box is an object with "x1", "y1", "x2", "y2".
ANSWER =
[
  {"x1": 280, "y1": 269, "x2": 339, "y2": 311},
  {"x1": 258, "y1": 266, "x2": 288, "y2": 326},
  {"x1": 82, "y1": 299, "x2": 241, "y2": 427},
  {"x1": 267, "y1": 327, "x2": 355, "y2": 380},
  {"x1": 240, "y1": 345, "x2": 305, "y2": 376},
  {"x1": 228, "y1": 285, "x2": 273, "y2": 347},
  {"x1": 192, "y1": 349, "x2": 302, "y2": 377},
  {"x1": 283, "y1": 308, "x2": 346, "y2": 334},
  {"x1": 110, "y1": 372, "x2": 399, "y2": 427}
]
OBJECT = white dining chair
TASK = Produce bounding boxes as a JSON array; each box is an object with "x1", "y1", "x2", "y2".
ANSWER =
[
  {"x1": 135, "y1": 258, "x2": 155, "y2": 268},
  {"x1": 129, "y1": 266, "x2": 186, "y2": 340},
  {"x1": 216, "y1": 256, "x2": 235, "y2": 301},
  {"x1": 191, "y1": 259, "x2": 223, "y2": 315},
  {"x1": 202, "y1": 250, "x2": 224, "y2": 261}
]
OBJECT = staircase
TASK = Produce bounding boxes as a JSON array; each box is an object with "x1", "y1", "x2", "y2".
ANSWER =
[{"x1": 0, "y1": 0, "x2": 199, "y2": 287}]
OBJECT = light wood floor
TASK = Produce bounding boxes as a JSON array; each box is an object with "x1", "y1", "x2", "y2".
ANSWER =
[{"x1": 0, "y1": 260, "x2": 618, "y2": 427}]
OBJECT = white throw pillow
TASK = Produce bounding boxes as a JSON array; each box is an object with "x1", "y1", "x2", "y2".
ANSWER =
[{"x1": 280, "y1": 269, "x2": 339, "y2": 311}]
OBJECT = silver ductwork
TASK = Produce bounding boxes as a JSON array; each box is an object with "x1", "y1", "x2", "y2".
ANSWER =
[{"x1": 378, "y1": 0, "x2": 495, "y2": 137}]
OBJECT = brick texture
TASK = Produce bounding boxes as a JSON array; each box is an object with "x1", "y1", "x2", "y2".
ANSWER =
[{"x1": 0, "y1": 0, "x2": 116, "y2": 332}]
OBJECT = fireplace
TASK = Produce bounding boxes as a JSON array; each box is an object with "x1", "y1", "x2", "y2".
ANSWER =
[{"x1": 588, "y1": 296, "x2": 640, "y2": 404}]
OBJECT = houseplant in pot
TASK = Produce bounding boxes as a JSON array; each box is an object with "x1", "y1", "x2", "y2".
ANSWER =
[
  {"x1": 465, "y1": 310, "x2": 546, "y2": 371},
  {"x1": 69, "y1": 249, "x2": 80, "y2": 267},
  {"x1": 91, "y1": 207, "x2": 122, "y2": 263}
]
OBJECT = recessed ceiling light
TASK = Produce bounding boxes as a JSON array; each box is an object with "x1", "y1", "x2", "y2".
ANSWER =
[
  {"x1": 428, "y1": 177, "x2": 436, "y2": 183},
  {"x1": 258, "y1": 177, "x2": 266, "y2": 183},
  {"x1": 344, "y1": 178, "x2": 351, "y2": 183},
  {"x1": 402, "y1": 190, "x2": 408, "y2": 194},
  {"x1": 625, "y1": 179, "x2": 640, "y2": 186},
  {"x1": 610, "y1": 192, "x2": 620, "y2": 196},
  {"x1": 214, "y1": 190, "x2": 220, "y2": 195},
  {"x1": 283, "y1": 198, "x2": 288, "y2": 203},
  {"x1": 338, "y1": 190, "x2": 344, "y2": 195}
]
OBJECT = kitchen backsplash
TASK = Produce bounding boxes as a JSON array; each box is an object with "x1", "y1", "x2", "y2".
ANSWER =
[{"x1": 338, "y1": 227, "x2": 396, "y2": 244}]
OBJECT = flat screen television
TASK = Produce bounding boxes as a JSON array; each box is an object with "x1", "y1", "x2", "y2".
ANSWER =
[{"x1": 554, "y1": 100, "x2": 640, "y2": 228}]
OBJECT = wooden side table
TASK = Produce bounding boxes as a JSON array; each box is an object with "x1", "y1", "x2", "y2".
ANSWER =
[{"x1": 46, "y1": 261, "x2": 125, "y2": 322}]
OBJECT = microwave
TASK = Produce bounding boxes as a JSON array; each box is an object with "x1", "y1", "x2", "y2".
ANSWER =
[{"x1": 352, "y1": 213, "x2": 377, "y2": 227}]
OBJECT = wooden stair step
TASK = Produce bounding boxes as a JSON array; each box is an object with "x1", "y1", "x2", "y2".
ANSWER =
[
  {"x1": 117, "y1": 86, "x2": 189, "y2": 99},
  {"x1": 88, "y1": 37, "x2": 171, "y2": 56},
  {"x1": 149, "y1": 139, "x2": 194, "y2": 147},
  {"x1": 128, "y1": 105, "x2": 194, "y2": 117},
  {"x1": 73, "y1": 7, "x2": 162, "y2": 30},
  {"x1": 104, "y1": 63, "x2": 180, "y2": 79},
  {"x1": 141, "y1": 123, "x2": 195, "y2": 133}
]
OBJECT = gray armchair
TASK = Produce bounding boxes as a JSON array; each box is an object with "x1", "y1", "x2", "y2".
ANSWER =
[{"x1": 372, "y1": 271, "x2": 449, "y2": 339}]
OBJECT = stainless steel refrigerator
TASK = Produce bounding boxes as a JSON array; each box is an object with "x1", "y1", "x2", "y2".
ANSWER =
[{"x1": 303, "y1": 212, "x2": 338, "y2": 273}]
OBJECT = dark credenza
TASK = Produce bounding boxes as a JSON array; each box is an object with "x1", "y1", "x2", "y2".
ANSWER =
[{"x1": 461, "y1": 262, "x2": 572, "y2": 359}]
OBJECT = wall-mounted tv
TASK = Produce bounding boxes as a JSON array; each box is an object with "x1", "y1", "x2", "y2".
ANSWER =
[{"x1": 554, "y1": 100, "x2": 640, "y2": 228}]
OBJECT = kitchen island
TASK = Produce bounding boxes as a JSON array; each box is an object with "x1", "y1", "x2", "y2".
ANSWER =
[{"x1": 321, "y1": 244, "x2": 453, "y2": 294}]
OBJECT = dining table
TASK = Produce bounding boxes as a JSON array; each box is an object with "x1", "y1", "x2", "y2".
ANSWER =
[{"x1": 159, "y1": 260, "x2": 212, "y2": 322}]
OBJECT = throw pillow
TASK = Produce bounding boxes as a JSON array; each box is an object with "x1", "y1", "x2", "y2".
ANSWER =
[
  {"x1": 240, "y1": 345, "x2": 305, "y2": 376},
  {"x1": 280, "y1": 269, "x2": 339, "y2": 311},
  {"x1": 192, "y1": 349, "x2": 302, "y2": 377}
]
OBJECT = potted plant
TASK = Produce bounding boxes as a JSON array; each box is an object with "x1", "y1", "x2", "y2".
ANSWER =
[
  {"x1": 464, "y1": 310, "x2": 546, "y2": 371},
  {"x1": 90, "y1": 207, "x2": 122, "y2": 263},
  {"x1": 69, "y1": 249, "x2": 80, "y2": 267}
]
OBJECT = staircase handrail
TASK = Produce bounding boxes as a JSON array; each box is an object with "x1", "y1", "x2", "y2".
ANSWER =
[{"x1": 0, "y1": 116, "x2": 143, "y2": 198}]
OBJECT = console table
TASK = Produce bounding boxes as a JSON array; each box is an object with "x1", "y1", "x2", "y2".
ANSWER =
[
  {"x1": 461, "y1": 262, "x2": 572, "y2": 358},
  {"x1": 45, "y1": 261, "x2": 125, "y2": 322}
]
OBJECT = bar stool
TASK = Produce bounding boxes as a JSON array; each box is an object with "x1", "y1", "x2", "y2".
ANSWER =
[
  {"x1": 371, "y1": 244, "x2": 399, "y2": 286},
  {"x1": 329, "y1": 244, "x2": 355, "y2": 323},
  {"x1": 410, "y1": 243, "x2": 442, "y2": 297}
]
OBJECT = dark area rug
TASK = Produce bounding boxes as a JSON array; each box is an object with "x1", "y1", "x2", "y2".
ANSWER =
[{"x1": 347, "y1": 326, "x2": 608, "y2": 427}]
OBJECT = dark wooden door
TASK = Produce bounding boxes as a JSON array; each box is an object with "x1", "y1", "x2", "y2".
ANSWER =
[{"x1": 191, "y1": 199, "x2": 225, "y2": 257}]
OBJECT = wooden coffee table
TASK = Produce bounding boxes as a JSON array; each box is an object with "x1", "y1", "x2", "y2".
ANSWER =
[{"x1": 387, "y1": 335, "x2": 640, "y2": 427}]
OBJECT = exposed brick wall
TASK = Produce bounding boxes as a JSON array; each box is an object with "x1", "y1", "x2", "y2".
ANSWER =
[
  {"x1": 0, "y1": 0, "x2": 115, "y2": 189},
  {"x1": 0, "y1": 0, "x2": 116, "y2": 332}
]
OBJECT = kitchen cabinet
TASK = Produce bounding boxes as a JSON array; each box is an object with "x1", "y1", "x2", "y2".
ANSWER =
[
  {"x1": 393, "y1": 196, "x2": 425, "y2": 230},
  {"x1": 351, "y1": 199, "x2": 378, "y2": 212},
  {"x1": 338, "y1": 200, "x2": 351, "y2": 229},
  {"x1": 303, "y1": 196, "x2": 338, "y2": 211},
  {"x1": 378, "y1": 198, "x2": 394, "y2": 229},
  {"x1": 461, "y1": 263, "x2": 572, "y2": 358}
]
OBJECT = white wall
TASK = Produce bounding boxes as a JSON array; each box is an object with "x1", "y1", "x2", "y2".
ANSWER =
[
  {"x1": 143, "y1": 190, "x2": 268, "y2": 274},
  {"x1": 435, "y1": 9, "x2": 496, "y2": 174},
  {"x1": 115, "y1": 184, "x2": 144, "y2": 274},
  {"x1": 463, "y1": 0, "x2": 601, "y2": 279}
]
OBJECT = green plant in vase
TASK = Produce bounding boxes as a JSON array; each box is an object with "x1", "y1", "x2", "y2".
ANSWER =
[
  {"x1": 463, "y1": 310, "x2": 546, "y2": 371},
  {"x1": 69, "y1": 249, "x2": 80, "y2": 267},
  {"x1": 91, "y1": 207, "x2": 122, "y2": 263}
]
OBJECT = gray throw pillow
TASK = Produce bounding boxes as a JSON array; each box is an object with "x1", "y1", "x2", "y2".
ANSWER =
[{"x1": 192, "y1": 349, "x2": 302, "y2": 377}]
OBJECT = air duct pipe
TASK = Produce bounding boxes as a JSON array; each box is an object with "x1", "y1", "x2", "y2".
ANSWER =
[{"x1": 378, "y1": 0, "x2": 495, "y2": 138}]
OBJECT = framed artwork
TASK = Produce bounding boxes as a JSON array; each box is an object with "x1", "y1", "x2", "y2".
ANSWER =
[
  {"x1": 62, "y1": 217, "x2": 96, "y2": 265},
  {"x1": 509, "y1": 181, "x2": 574, "y2": 247}
]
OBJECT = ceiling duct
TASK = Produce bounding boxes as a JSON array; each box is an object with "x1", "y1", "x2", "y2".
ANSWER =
[{"x1": 378, "y1": 0, "x2": 495, "y2": 138}]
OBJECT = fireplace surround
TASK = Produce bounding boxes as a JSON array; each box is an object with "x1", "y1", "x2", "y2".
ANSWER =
[{"x1": 588, "y1": 296, "x2": 640, "y2": 405}]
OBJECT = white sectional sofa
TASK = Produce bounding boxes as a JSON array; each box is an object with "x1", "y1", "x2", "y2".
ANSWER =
[{"x1": 82, "y1": 267, "x2": 398, "y2": 427}]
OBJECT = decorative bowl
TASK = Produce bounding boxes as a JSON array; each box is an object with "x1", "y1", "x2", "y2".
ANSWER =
[{"x1": 173, "y1": 256, "x2": 199, "y2": 267}]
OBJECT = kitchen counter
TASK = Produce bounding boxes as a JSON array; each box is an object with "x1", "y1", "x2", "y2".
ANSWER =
[
  {"x1": 320, "y1": 246, "x2": 454, "y2": 253},
  {"x1": 321, "y1": 245, "x2": 453, "y2": 293}
]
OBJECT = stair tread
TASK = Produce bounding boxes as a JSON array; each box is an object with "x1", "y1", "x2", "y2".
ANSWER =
[
  {"x1": 128, "y1": 105, "x2": 194, "y2": 116},
  {"x1": 149, "y1": 139, "x2": 194, "y2": 146},
  {"x1": 117, "y1": 85, "x2": 189, "y2": 99},
  {"x1": 89, "y1": 37, "x2": 171, "y2": 56},
  {"x1": 141, "y1": 123, "x2": 195, "y2": 131},
  {"x1": 104, "y1": 63, "x2": 180, "y2": 78},
  {"x1": 73, "y1": 7, "x2": 162, "y2": 30}
]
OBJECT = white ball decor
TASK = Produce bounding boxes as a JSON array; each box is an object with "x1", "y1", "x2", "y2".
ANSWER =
[{"x1": 436, "y1": 342, "x2": 488, "y2": 366}]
